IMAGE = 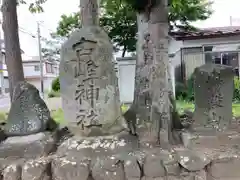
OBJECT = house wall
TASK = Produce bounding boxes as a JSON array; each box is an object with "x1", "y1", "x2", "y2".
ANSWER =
[
  {"x1": 117, "y1": 57, "x2": 136, "y2": 103},
  {"x1": 26, "y1": 77, "x2": 55, "y2": 92},
  {"x1": 170, "y1": 35, "x2": 240, "y2": 81},
  {"x1": 116, "y1": 57, "x2": 176, "y2": 103},
  {"x1": 0, "y1": 53, "x2": 59, "y2": 94}
]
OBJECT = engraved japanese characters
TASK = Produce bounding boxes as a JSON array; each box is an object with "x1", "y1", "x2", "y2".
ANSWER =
[
  {"x1": 4, "y1": 81, "x2": 57, "y2": 136},
  {"x1": 193, "y1": 64, "x2": 234, "y2": 131},
  {"x1": 136, "y1": 33, "x2": 153, "y2": 123},
  {"x1": 59, "y1": 27, "x2": 127, "y2": 136}
]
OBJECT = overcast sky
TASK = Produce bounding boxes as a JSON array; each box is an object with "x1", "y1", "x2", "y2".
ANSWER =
[{"x1": 13, "y1": 0, "x2": 240, "y2": 58}]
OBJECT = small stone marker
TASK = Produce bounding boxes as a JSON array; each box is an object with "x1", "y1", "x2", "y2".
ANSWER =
[
  {"x1": 59, "y1": 0, "x2": 126, "y2": 136},
  {"x1": 193, "y1": 64, "x2": 234, "y2": 131},
  {"x1": 4, "y1": 81, "x2": 57, "y2": 136}
]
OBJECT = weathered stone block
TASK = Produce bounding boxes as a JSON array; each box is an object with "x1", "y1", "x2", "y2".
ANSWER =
[
  {"x1": 182, "y1": 130, "x2": 240, "y2": 149},
  {"x1": 176, "y1": 149, "x2": 210, "y2": 171},
  {"x1": 4, "y1": 81, "x2": 57, "y2": 136},
  {"x1": 208, "y1": 157, "x2": 240, "y2": 178},
  {"x1": 124, "y1": 157, "x2": 141, "y2": 179},
  {"x1": 92, "y1": 156, "x2": 125, "y2": 180},
  {"x1": 60, "y1": 26, "x2": 127, "y2": 136},
  {"x1": 3, "y1": 163, "x2": 22, "y2": 180},
  {"x1": 52, "y1": 156, "x2": 90, "y2": 180},
  {"x1": 193, "y1": 64, "x2": 234, "y2": 131},
  {"x1": 22, "y1": 157, "x2": 52, "y2": 180},
  {"x1": 143, "y1": 154, "x2": 166, "y2": 178},
  {"x1": 0, "y1": 132, "x2": 56, "y2": 159},
  {"x1": 56, "y1": 133, "x2": 138, "y2": 159},
  {"x1": 180, "y1": 170, "x2": 207, "y2": 180}
]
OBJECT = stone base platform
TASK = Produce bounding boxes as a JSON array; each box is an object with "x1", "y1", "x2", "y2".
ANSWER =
[
  {"x1": 0, "y1": 132, "x2": 56, "y2": 159},
  {"x1": 0, "y1": 131, "x2": 239, "y2": 179}
]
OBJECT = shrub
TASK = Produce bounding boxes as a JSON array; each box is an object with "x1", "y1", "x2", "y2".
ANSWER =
[
  {"x1": 176, "y1": 75, "x2": 240, "y2": 103},
  {"x1": 175, "y1": 74, "x2": 195, "y2": 101},
  {"x1": 175, "y1": 82, "x2": 188, "y2": 100},
  {"x1": 52, "y1": 77, "x2": 60, "y2": 92},
  {"x1": 186, "y1": 74, "x2": 195, "y2": 101},
  {"x1": 233, "y1": 77, "x2": 240, "y2": 102},
  {"x1": 48, "y1": 90, "x2": 60, "y2": 98}
]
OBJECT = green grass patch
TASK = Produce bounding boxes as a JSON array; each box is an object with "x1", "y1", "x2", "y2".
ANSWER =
[
  {"x1": 0, "y1": 109, "x2": 66, "y2": 126},
  {"x1": 232, "y1": 103, "x2": 240, "y2": 117},
  {"x1": 0, "y1": 112, "x2": 7, "y2": 122},
  {"x1": 51, "y1": 108, "x2": 66, "y2": 125},
  {"x1": 177, "y1": 100, "x2": 240, "y2": 117},
  {"x1": 176, "y1": 100, "x2": 194, "y2": 114}
]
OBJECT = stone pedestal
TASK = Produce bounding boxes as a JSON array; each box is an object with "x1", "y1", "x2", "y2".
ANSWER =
[
  {"x1": 0, "y1": 132, "x2": 56, "y2": 159},
  {"x1": 193, "y1": 64, "x2": 234, "y2": 131},
  {"x1": 59, "y1": 26, "x2": 127, "y2": 136}
]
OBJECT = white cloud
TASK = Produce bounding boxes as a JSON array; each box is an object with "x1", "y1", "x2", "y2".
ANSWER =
[{"x1": 14, "y1": 0, "x2": 240, "y2": 57}]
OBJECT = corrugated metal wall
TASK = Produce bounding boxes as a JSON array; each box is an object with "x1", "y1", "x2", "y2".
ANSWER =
[{"x1": 182, "y1": 47, "x2": 205, "y2": 80}]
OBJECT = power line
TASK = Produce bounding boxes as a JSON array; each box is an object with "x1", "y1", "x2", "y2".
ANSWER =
[
  {"x1": 18, "y1": 27, "x2": 51, "y2": 43},
  {"x1": 19, "y1": 27, "x2": 37, "y2": 38},
  {"x1": 38, "y1": 23, "x2": 55, "y2": 33}
]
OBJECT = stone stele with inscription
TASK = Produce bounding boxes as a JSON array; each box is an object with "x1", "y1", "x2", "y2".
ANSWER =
[
  {"x1": 59, "y1": 27, "x2": 127, "y2": 136},
  {"x1": 193, "y1": 64, "x2": 234, "y2": 131}
]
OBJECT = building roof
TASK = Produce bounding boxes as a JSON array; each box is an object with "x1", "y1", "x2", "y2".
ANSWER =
[{"x1": 171, "y1": 26, "x2": 240, "y2": 40}]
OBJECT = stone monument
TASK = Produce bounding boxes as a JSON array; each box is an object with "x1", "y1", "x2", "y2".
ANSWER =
[
  {"x1": 4, "y1": 81, "x2": 57, "y2": 136},
  {"x1": 193, "y1": 64, "x2": 234, "y2": 131},
  {"x1": 1, "y1": 81, "x2": 57, "y2": 159},
  {"x1": 59, "y1": 0, "x2": 127, "y2": 136}
]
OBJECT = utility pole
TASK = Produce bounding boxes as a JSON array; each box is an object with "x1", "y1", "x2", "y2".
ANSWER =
[
  {"x1": 0, "y1": 0, "x2": 4, "y2": 97},
  {"x1": 37, "y1": 22, "x2": 44, "y2": 99}
]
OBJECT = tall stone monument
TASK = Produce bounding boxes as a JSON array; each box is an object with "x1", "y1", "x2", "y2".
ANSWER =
[
  {"x1": 59, "y1": 0, "x2": 126, "y2": 136},
  {"x1": 193, "y1": 64, "x2": 234, "y2": 131}
]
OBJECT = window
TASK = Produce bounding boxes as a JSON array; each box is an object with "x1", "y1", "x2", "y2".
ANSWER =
[
  {"x1": 46, "y1": 63, "x2": 53, "y2": 73},
  {"x1": 1, "y1": 52, "x2": 6, "y2": 64},
  {"x1": 5, "y1": 88, "x2": 9, "y2": 93},
  {"x1": 203, "y1": 46, "x2": 213, "y2": 52},
  {"x1": 34, "y1": 65, "x2": 40, "y2": 71}
]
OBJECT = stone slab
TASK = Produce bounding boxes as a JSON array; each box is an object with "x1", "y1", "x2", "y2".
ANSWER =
[
  {"x1": 207, "y1": 156, "x2": 240, "y2": 178},
  {"x1": 0, "y1": 132, "x2": 56, "y2": 159},
  {"x1": 193, "y1": 64, "x2": 234, "y2": 131},
  {"x1": 181, "y1": 130, "x2": 240, "y2": 150},
  {"x1": 22, "y1": 157, "x2": 52, "y2": 180},
  {"x1": 59, "y1": 26, "x2": 127, "y2": 136},
  {"x1": 56, "y1": 132, "x2": 139, "y2": 159}
]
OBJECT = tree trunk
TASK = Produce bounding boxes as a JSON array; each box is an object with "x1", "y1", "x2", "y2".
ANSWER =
[
  {"x1": 121, "y1": 46, "x2": 126, "y2": 57},
  {"x1": 80, "y1": 0, "x2": 99, "y2": 26},
  {"x1": 148, "y1": 0, "x2": 174, "y2": 145},
  {"x1": 133, "y1": 13, "x2": 149, "y2": 124},
  {"x1": 2, "y1": 0, "x2": 25, "y2": 102}
]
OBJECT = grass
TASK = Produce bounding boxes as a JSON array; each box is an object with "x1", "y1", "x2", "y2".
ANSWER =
[
  {"x1": 176, "y1": 100, "x2": 240, "y2": 117},
  {"x1": 0, "y1": 108, "x2": 66, "y2": 125},
  {"x1": 51, "y1": 108, "x2": 66, "y2": 125},
  {"x1": 0, "y1": 100, "x2": 240, "y2": 125}
]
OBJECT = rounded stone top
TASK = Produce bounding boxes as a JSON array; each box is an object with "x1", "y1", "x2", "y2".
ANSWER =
[
  {"x1": 12, "y1": 81, "x2": 39, "y2": 101},
  {"x1": 61, "y1": 26, "x2": 112, "y2": 54}
]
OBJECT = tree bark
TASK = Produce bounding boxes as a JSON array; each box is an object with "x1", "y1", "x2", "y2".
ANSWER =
[
  {"x1": 2, "y1": 0, "x2": 25, "y2": 102},
  {"x1": 148, "y1": 0, "x2": 174, "y2": 145},
  {"x1": 133, "y1": 13, "x2": 149, "y2": 123},
  {"x1": 80, "y1": 0, "x2": 99, "y2": 26}
]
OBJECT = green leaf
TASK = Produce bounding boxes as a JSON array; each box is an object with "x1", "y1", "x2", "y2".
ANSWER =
[{"x1": 54, "y1": 0, "x2": 212, "y2": 55}]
